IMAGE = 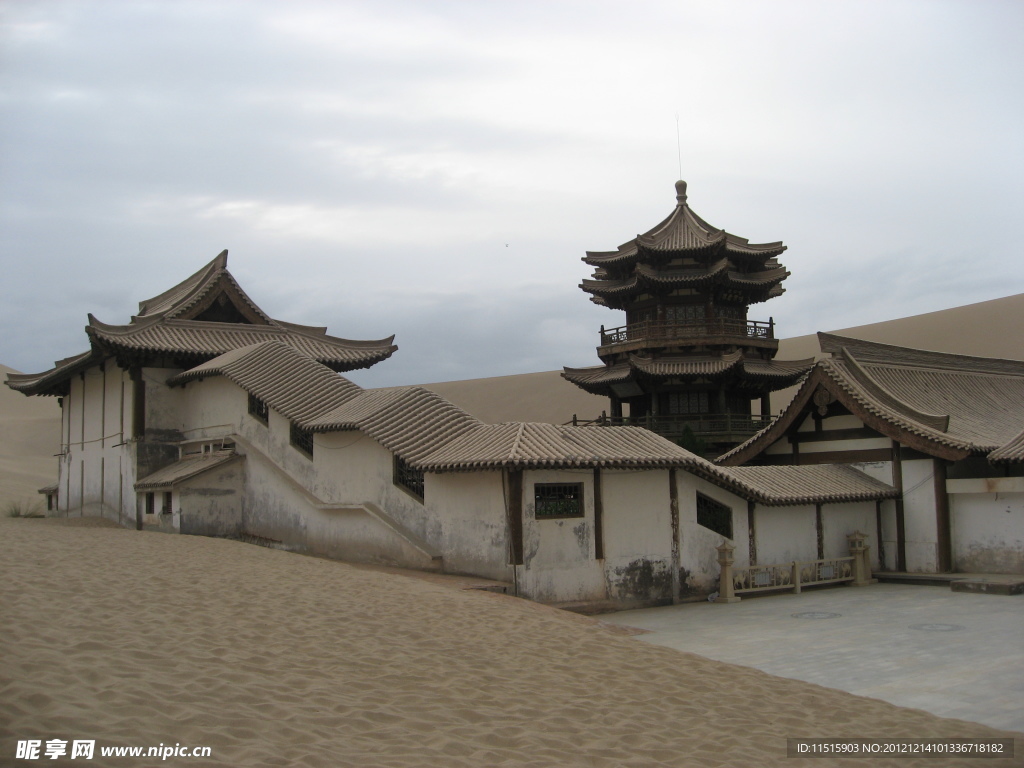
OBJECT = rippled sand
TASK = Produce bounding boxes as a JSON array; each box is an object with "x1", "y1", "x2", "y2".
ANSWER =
[{"x1": 1, "y1": 517, "x2": 1019, "y2": 767}]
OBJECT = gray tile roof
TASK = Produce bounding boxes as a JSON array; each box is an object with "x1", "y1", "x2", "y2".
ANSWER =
[
  {"x1": 170, "y1": 341, "x2": 364, "y2": 422},
  {"x1": 709, "y1": 464, "x2": 899, "y2": 506},
  {"x1": 562, "y1": 353, "x2": 813, "y2": 394},
  {"x1": 6, "y1": 251, "x2": 396, "y2": 396},
  {"x1": 135, "y1": 450, "x2": 241, "y2": 490},
  {"x1": 415, "y1": 422, "x2": 698, "y2": 471},
  {"x1": 720, "y1": 333, "x2": 1024, "y2": 464},
  {"x1": 583, "y1": 181, "x2": 786, "y2": 267},
  {"x1": 166, "y1": 339, "x2": 894, "y2": 504}
]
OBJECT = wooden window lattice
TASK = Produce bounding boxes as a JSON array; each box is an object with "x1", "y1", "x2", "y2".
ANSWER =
[
  {"x1": 394, "y1": 456, "x2": 424, "y2": 500},
  {"x1": 696, "y1": 492, "x2": 732, "y2": 539},
  {"x1": 162, "y1": 492, "x2": 172, "y2": 515},
  {"x1": 248, "y1": 393, "x2": 269, "y2": 423},
  {"x1": 534, "y1": 483, "x2": 584, "y2": 519},
  {"x1": 290, "y1": 422, "x2": 314, "y2": 458}
]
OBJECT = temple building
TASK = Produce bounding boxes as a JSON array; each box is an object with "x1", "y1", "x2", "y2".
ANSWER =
[
  {"x1": 563, "y1": 181, "x2": 814, "y2": 454},
  {"x1": 6, "y1": 250, "x2": 397, "y2": 519}
]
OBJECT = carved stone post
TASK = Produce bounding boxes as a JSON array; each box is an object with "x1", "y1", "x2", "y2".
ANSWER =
[
  {"x1": 847, "y1": 530, "x2": 876, "y2": 587},
  {"x1": 715, "y1": 540, "x2": 741, "y2": 603}
]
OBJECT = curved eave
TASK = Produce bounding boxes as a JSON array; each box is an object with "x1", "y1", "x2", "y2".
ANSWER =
[
  {"x1": 580, "y1": 262, "x2": 788, "y2": 301},
  {"x1": 990, "y1": 428, "x2": 1024, "y2": 464},
  {"x1": 137, "y1": 250, "x2": 228, "y2": 316},
  {"x1": 741, "y1": 358, "x2": 816, "y2": 383},
  {"x1": 86, "y1": 316, "x2": 396, "y2": 370},
  {"x1": 691, "y1": 462, "x2": 898, "y2": 506},
  {"x1": 717, "y1": 365, "x2": 975, "y2": 466},
  {"x1": 4, "y1": 350, "x2": 99, "y2": 397},
  {"x1": 561, "y1": 364, "x2": 633, "y2": 395}
]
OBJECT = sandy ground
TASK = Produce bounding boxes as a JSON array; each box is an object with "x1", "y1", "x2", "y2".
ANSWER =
[{"x1": 1, "y1": 517, "x2": 1020, "y2": 768}]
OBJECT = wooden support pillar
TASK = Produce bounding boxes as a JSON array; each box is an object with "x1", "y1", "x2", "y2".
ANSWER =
[
  {"x1": 875, "y1": 500, "x2": 885, "y2": 570},
  {"x1": 815, "y1": 503, "x2": 824, "y2": 560},
  {"x1": 593, "y1": 467, "x2": 604, "y2": 561},
  {"x1": 760, "y1": 393, "x2": 771, "y2": 419},
  {"x1": 891, "y1": 440, "x2": 907, "y2": 571},
  {"x1": 610, "y1": 396, "x2": 622, "y2": 420},
  {"x1": 506, "y1": 469, "x2": 524, "y2": 566},
  {"x1": 131, "y1": 368, "x2": 146, "y2": 439},
  {"x1": 747, "y1": 500, "x2": 757, "y2": 566},
  {"x1": 934, "y1": 459, "x2": 952, "y2": 572},
  {"x1": 669, "y1": 469, "x2": 680, "y2": 604}
]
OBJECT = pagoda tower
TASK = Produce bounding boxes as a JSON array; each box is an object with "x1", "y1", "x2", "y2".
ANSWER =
[{"x1": 562, "y1": 180, "x2": 814, "y2": 454}]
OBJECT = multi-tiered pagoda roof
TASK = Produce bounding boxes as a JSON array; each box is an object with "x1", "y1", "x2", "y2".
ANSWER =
[
  {"x1": 562, "y1": 181, "x2": 814, "y2": 451},
  {"x1": 581, "y1": 180, "x2": 789, "y2": 310},
  {"x1": 8, "y1": 251, "x2": 397, "y2": 396}
]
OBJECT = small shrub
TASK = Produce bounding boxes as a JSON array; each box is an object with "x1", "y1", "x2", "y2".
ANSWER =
[{"x1": 4, "y1": 500, "x2": 44, "y2": 518}]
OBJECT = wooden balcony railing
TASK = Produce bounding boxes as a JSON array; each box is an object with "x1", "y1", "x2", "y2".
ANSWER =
[
  {"x1": 569, "y1": 412, "x2": 776, "y2": 441},
  {"x1": 600, "y1": 318, "x2": 774, "y2": 346}
]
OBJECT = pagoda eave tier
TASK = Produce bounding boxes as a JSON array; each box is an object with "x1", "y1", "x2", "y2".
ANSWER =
[
  {"x1": 582, "y1": 265, "x2": 788, "y2": 304},
  {"x1": 582, "y1": 199, "x2": 785, "y2": 270},
  {"x1": 561, "y1": 355, "x2": 814, "y2": 396},
  {"x1": 84, "y1": 316, "x2": 396, "y2": 371}
]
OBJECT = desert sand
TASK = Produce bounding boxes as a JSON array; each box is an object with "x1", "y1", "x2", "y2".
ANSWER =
[{"x1": 1, "y1": 516, "x2": 1019, "y2": 768}]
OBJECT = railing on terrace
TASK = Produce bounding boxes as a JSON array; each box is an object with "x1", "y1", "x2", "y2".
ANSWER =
[
  {"x1": 600, "y1": 318, "x2": 774, "y2": 346},
  {"x1": 713, "y1": 533, "x2": 876, "y2": 603},
  {"x1": 569, "y1": 412, "x2": 776, "y2": 441}
]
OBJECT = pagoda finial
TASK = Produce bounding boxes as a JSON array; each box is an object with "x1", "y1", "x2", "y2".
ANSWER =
[{"x1": 675, "y1": 179, "x2": 688, "y2": 205}]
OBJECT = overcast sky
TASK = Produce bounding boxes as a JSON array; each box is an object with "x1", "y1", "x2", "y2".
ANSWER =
[{"x1": 2, "y1": 0, "x2": 1022, "y2": 388}]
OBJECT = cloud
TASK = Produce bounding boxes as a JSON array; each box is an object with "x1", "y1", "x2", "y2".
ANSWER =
[{"x1": 1, "y1": 0, "x2": 1022, "y2": 385}]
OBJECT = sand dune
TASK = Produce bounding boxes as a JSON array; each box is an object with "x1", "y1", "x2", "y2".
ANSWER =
[
  {"x1": 0, "y1": 364, "x2": 60, "y2": 508},
  {"x1": 1, "y1": 516, "x2": 1019, "y2": 768},
  {"x1": 426, "y1": 293, "x2": 1024, "y2": 423}
]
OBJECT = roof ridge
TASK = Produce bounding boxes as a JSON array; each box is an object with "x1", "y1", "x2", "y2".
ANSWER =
[{"x1": 509, "y1": 422, "x2": 527, "y2": 462}]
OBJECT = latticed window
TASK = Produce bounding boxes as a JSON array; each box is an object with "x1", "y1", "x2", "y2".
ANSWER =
[
  {"x1": 162, "y1": 492, "x2": 172, "y2": 514},
  {"x1": 248, "y1": 393, "x2": 269, "y2": 423},
  {"x1": 290, "y1": 422, "x2": 314, "y2": 458},
  {"x1": 394, "y1": 456, "x2": 424, "y2": 500},
  {"x1": 666, "y1": 391, "x2": 710, "y2": 415},
  {"x1": 144, "y1": 492, "x2": 155, "y2": 515},
  {"x1": 696, "y1": 492, "x2": 732, "y2": 539},
  {"x1": 534, "y1": 483, "x2": 584, "y2": 519},
  {"x1": 664, "y1": 304, "x2": 703, "y2": 323}
]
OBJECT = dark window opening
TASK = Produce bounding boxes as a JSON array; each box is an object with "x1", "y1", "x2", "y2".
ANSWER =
[
  {"x1": 394, "y1": 456, "x2": 424, "y2": 500},
  {"x1": 145, "y1": 492, "x2": 155, "y2": 516},
  {"x1": 290, "y1": 422, "x2": 314, "y2": 458},
  {"x1": 162, "y1": 492, "x2": 172, "y2": 515},
  {"x1": 534, "y1": 483, "x2": 584, "y2": 519},
  {"x1": 248, "y1": 393, "x2": 269, "y2": 424},
  {"x1": 696, "y1": 492, "x2": 732, "y2": 539},
  {"x1": 665, "y1": 391, "x2": 710, "y2": 415}
]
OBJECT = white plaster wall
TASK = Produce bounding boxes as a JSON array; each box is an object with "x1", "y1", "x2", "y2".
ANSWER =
[
  {"x1": 601, "y1": 469, "x2": 673, "y2": 602},
  {"x1": 800, "y1": 437, "x2": 891, "y2": 454},
  {"x1": 820, "y1": 501, "x2": 877, "y2": 560},
  {"x1": 877, "y1": 498, "x2": 899, "y2": 571},
  {"x1": 901, "y1": 458, "x2": 939, "y2": 572},
  {"x1": 679, "y1": 476, "x2": 749, "y2": 594},
  {"x1": 178, "y1": 377, "x2": 243, "y2": 441},
  {"x1": 518, "y1": 468, "x2": 605, "y2": 603},
  {"x1": 58, "y1": 361, "x2": 137, "y2": 525},
  {"x1": 429, "y1": 472, "x2": 512, "y2": 582},
  {"x1": 754, "y1": 504, "x2": 817, "y2": 565},
  {"x1": 950, "y1": 491, "x2": 1024, "y2": 574}
]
